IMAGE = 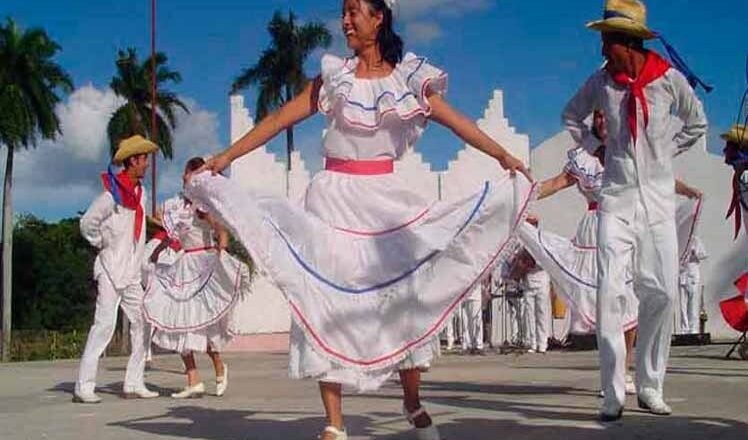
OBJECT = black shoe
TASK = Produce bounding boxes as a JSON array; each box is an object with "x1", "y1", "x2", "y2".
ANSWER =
[{"x1": 599, "y1": 408, "x2": 623, "y2": 422}]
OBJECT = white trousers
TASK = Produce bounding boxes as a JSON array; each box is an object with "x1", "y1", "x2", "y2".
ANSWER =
[
  {"x1": 507, "y1": 296, "x2": 524, "y2": 344},
  {"x1": 76, "y1": 275, "x2": 150, "y2": 394},
  {"x1": 597, "y1": 203, "x2": 677, "y2": 408},
  {"x1": 444, "y1": 315, "x2": 456, "y2": 349},
  {"x1": 460, "y1": 300, "x2": 484, "y2": 350},
  {"x1": 679, "y1": 277, "x2": 701, "y2": 334},
  {"x1": 523, "y1": 277, "x2": 551, "y2": 352}
]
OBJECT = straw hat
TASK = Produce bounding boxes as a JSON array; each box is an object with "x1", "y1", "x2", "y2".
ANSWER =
[
  {"x1": 721, "y1": 124, "x2": 748, "y2": 148},
  {"x1": 586, "y1": 0, "x2": 657, "y2": 40},
  {"x1": 113, "y1": 135, "x2": 158, "y2": 165}
]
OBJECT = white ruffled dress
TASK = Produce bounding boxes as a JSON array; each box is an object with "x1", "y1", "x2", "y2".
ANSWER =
[
  {"x1": 185, "y1": 52, "x2": 537, "y2": 392},
  {"x1": 143, "y1": 196, "x2": 251, "y2": 354},
  {"x1": 519, "y1": 147, "x2": 702, "y2": 335}
]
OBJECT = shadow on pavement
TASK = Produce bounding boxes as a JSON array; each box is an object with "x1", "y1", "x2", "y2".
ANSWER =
[{"x1": 108, "y1": 402, "x2": 748, "y2": 440}]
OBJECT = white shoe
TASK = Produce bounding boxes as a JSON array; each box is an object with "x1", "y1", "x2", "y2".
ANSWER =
[
  {"x1": 216, "y1": 364, "x2": 228, "y2": 397},
  {"x1": 637, "y1": 388, "x2": 671, "y2": 415},
  {"x1": 123, "y1": 387, "x2": 159, "y2": 399},
  {"x1": 625, "y1": 374, "x2": 636, "y2": 395},
  {"x1": 319, "y1": 426, "x2": 347, "y2": 440},
  {"x1": 171, "y1": 382, "x2": 205, "y2": 399},
  {"x1": 404, "y1": 406, "x2": 441, "y2": 440},
  {"x1": 73, "y1": 391, "x2": 102, "y2": 404}
]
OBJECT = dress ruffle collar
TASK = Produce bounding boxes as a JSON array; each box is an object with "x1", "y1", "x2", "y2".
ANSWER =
[{"x1": 318, "y1": 52, "x2": 447, "y2": 134}]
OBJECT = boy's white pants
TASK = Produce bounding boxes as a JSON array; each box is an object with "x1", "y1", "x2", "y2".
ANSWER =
[
  {"x1": 76, "y1": 275, "x2": 150, "y2": 394},
  {"x1": 679, "y1": 275, "x2": 700, "y2": 334},
  {"x1": 461, "y1": 300, "x2": 484, "y2": 350},
  {"x1": 597, "y1": 202, "x2": 677, "y2": 409}
]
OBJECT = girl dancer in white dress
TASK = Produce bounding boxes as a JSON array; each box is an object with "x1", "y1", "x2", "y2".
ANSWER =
[
  {"x1": 144, "y1": 157, "x2": 251, "y2": 399},
  {"x1": 185, "y1": 1, "x2": 534, "y2": 439},
  {"x1": 520, "y1": 112, "x2": 702, "y2": 394}
]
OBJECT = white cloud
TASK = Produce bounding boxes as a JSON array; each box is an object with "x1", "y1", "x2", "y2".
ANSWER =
[
  {"x1": 0, "y1": 86, "x2": 222, "y2": 220},
  {"x1": 404, "y1": 21, "x2": 443, "y2": 45},
  {"x1": 396, "y1": 0, "x2": 492, "y2": 19},
  {"x1": 155, "y1": 97, "x2": 223, "y2": 199},
  {"x1": 55, "y1": 85, "x2": 124, "y2": 161}
]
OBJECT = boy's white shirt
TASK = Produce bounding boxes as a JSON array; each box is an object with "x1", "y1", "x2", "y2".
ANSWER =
[
  {"x1": 80, "y1": 189, "x2": 147, "y2": 289},
  {"x1": 562, "y1": 66, "x2": 707, "y2": 224}
]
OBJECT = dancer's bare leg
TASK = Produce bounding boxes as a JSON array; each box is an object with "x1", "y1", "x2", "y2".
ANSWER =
[
  {"x1": 624, "y1": 328, "x2": 637, "y2": 373},
  {"x1": 400, "y1": 368, "x2": 432, "y2": 428},
  {"x1": 319, "y1": 381, "x2": 344, "y2": 439},
  {"x1": 181, "y1": 352, "x2": 200, "y2": 386},
  {"x1": 206, "y1": 344, "x2": 225, "y2": 378}
]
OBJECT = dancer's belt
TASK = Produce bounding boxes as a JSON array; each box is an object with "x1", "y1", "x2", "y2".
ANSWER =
[
  {"x1": 325, "y1": 157, "x2": 394, "y2": 175},
  {"x1": 588, "y1": 202, "x2": 599, "y2": 211},
  {"x1": 184, "y1": 246, "x2": 216, "y2": 254}
]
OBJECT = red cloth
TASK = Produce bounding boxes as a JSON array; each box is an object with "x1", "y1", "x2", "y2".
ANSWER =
[
  {"x1": 100, "y1": 171, "x2": 144, "y2": 242},
  {"x1": 720, "y1": 294, "x2": 748, "y2": 332},
  {"x1": 153, "y1": 229, "x2": 182, "y2": 251},
  {"x1": 726, "y1": 173, "x2": 744, "y2": 239},
  {"x1": 607, "y1": 51, "x2": 671, "y2": 144},
  {"x1": 735, "y1": 272, "x2": 748, "y2": 296}
]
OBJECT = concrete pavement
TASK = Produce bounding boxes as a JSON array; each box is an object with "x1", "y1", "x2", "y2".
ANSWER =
[{"x1": 1, "y1": 345, "x2": 746, "y2": 440}]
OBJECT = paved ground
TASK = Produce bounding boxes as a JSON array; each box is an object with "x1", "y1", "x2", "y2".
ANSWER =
[{"x1": 1, "y1": 345, "x2": 747, "y2": 440}]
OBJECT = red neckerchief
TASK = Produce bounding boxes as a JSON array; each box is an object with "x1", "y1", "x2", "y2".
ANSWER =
[
  {"x1": 607, "y1": 51, "x2": 671, "y2": 144},
  {"x1": 726, "y1": 172, "x2": 744, "y2": 239},
  {"x1": 100, "y1": 170, "x2": 144, "y2": 242},
  {"x1": 153, "y1": 229, "x2": 182, "y2": 251}
]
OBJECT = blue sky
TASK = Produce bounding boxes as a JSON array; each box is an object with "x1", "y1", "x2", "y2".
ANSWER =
[{"x1": 2, "y1": 0, "x2": 747, "y2": 219}]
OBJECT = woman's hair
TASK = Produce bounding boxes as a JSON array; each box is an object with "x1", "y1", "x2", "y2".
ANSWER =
[
  {"x1": 185, "y1": 156, "x2": 206, "y2": 173},
  {"x1": 362, "y1": 0, "x2": 403, "y2": 65}
]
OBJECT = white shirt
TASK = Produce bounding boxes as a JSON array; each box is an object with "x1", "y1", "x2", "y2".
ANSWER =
[
  {"x1": 680, "y1": 236, "x2": 708, "y2": 283},
  {"x1": 523, "y1": 267, "x2": 550, "y2": 295},
  {"x1": 80, "y1": 190, "x2": 147, "y2": 289},
  {"x1": 563, "y1": 64, "x2": 707, "y2": 224}
]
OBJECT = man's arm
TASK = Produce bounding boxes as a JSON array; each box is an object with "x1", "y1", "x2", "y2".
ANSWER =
[
  {"x1": 562, "y1": 72, "x2": 603, "y2": 154},
  {"x1": 670, "y1": 70, "x2": 708, "y2": 156},
  {"x1": 80, "y1": 193, "x2": 113, "y2": 249}
]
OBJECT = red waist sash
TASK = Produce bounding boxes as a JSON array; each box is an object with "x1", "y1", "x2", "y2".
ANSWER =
[{"x1": 325, "y1": 157, "x2": 394, "y2": 175}]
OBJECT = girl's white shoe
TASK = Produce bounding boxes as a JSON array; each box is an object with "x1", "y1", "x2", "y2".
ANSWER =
[
  {"x1": 403, "y1": 406, "x2": 441, "y2": 440},
  {"x1": 171, "y1": 382, "x2": 205, "y2": 399},
  {"x1": 216, "y1": 363, "x2": 228, "y2": 397},
  {"x1": 319, "y1": 426, "x2": 347, "y2": 440}
]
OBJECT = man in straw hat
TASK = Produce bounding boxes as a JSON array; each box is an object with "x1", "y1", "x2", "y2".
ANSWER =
[
  {"x1": 723, "y1": 124, "x2": 748, "y2": 239},
  {"x1": 562, "y1": 0, "x2": 708, "y2": 421},
  {"x1": 74, "y1": 135, "x2": 160, "y2": 403}
]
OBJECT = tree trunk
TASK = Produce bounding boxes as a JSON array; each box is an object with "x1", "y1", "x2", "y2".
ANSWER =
[{"x1": 1, "y1": 145, "x2": 14, "y2": 362}]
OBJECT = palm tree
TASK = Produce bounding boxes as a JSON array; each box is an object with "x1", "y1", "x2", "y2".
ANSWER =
[
  {"x1": 0, "y1": 18, "x2": 73, "y2": 361},
  {"x1": 107, "y1": 48, "x2": 188, "y2": 213},
  {"x1": 231, "y1": 10, "x2": 331, "y2": 172}
]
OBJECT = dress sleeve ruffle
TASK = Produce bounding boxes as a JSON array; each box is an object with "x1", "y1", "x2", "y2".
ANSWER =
[{"x1": 563, "y1": 147, "x2": 604, "y2": 192}]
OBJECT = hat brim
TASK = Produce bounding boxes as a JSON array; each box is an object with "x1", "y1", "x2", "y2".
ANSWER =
[
  {"x1": 721, "y1": 132, "x2": 748, "y2": 147},
  {"x1": 586, "y1": 17, "x2": 657, "y2": 40},
  {"x1": 113, "y1": 140, "x2": 159, "y2": 164}
]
